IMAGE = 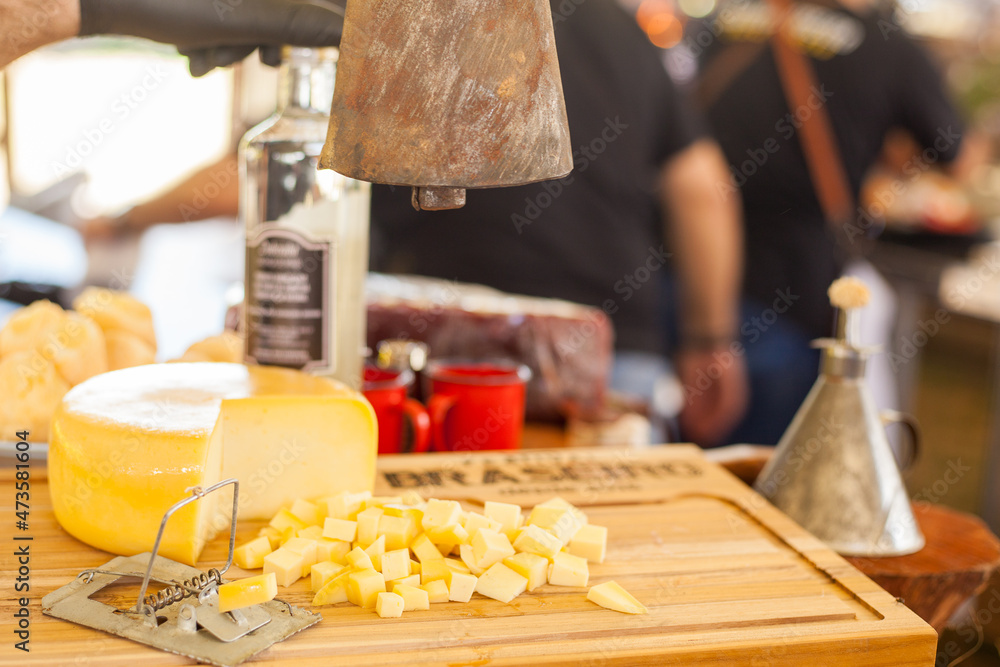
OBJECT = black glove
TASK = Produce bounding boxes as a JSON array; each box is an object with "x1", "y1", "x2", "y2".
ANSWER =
[{"x1": 78, "y1": 0, "x2": 344, "y2": 76}]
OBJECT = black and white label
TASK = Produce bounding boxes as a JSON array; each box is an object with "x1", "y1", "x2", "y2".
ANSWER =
[{"x1": 246, "y1": 226, "x2": 331, "y2": 372}]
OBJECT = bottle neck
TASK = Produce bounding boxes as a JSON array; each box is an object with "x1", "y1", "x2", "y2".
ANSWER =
[{"x1": 278, "y1": 47, "x2": 337, "y2": 116}]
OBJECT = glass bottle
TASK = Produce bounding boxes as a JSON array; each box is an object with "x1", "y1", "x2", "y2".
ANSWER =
[{"x1": 241, "y1": 47, "x2": 370, "y2": 389}]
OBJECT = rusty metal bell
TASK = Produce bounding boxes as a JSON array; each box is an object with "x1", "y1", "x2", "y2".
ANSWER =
[{"x1": 319, "y1": 0, "x2": 574, "y2": 210}]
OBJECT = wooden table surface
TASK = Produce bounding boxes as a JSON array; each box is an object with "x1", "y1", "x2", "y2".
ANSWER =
[{"x1": 1, "y1": 446, "x2": 936, "y2": 666}]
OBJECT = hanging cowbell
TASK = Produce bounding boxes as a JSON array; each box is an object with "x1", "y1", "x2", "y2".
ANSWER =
[{"x1": 319, "y1": 0, "x2": 574, "y2": 210}]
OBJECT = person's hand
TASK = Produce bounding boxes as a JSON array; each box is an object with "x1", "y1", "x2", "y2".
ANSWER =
[
  {"x1": 675, "y1": 345, "x2": 749, "y2": 447},
  {"x1": 78, "y1": 0, "x2": 344, "y2": 76}
]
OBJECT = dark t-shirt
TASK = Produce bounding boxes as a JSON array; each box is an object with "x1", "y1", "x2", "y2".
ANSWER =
[
  {"x1": 369, "y1": 0, "x2": 705, "y2": 354},
  {"x1": 698, "y1": 1, "x2": 964, "y2": 337}
]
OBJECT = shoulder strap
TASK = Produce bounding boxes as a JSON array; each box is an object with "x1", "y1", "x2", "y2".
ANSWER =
[{"x1": 765, "y1": 0, "x2": 855, "y2": 230}]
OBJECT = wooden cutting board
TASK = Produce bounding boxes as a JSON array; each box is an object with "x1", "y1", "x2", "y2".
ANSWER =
[{"x1": 1, "y1": 446, "x2": 936, "y2": 666}]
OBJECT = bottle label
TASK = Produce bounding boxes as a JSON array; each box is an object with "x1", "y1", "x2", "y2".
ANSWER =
[{"x1": 246, "y1": 226, "x2": 332, "y2": 372}]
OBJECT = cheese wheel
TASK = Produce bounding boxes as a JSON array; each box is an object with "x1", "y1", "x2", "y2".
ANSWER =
[
  {"x1": 73, "y1": 287, "x2": 157, "y2": 349},
  {"x1": 103, "y1": 329, "x2": 156, "y2": 371},
  {"x1": 174, "y1": 332, "x2": 243, "y2": 364},
  {"x1": 48, "y1": 363, "x2": 377, "y2": 565},
  {"x1": 0, "y1": 300, "x2": 108, "y2": 386},
  {"x1": 0, "y1": 300, "x2": 65, "y2": 357},
  {"x1": 0, "y1": 351, "x2": 70, "y2": 442}
]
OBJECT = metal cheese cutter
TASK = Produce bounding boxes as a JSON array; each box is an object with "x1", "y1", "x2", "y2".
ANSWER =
[{"x1": 42, "y1": 479, "x2": 320, "y2": 666}]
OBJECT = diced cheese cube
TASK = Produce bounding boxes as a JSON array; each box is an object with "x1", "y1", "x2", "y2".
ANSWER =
[
  {"x1": 513, "y1": 525, "x2": 562, "y2": 559},
  {"x1": 348, "y1": 569, "x2": 386, "y2": 608},
  {"x1": 381, "y1": 548, "x2": 411, "y2": 582},
  {"x1": 424, "y1": 523, "x2": 469, "y2": 550},
  {"x1": 217, "y1": 572, "x2": 277, "y2": 612},
  {"x1": 420, "y1": 559, "x2": 450, "y2": 585},
  {"x1": 234, "y1": 535, "x2": 272, "y2": 569},
  {"x1": 363, "y1": 496, "x2": 403, "y2": 510},
  {"x1": 356, "y1": 507, "x2": 384, "y2": 547},
  {"x1": 445, "y1": 570, "x2": 478, "y2": 603},
  {"x1": 503, "y1": 552, "x2": 548, "y2": 592},
  {"x1": 365, "y1": 535, "x2": 387, "y2": 571},
  {"x1": 421, "y1": 579, "x2": 450, "y2": 603},
  {"x1": 269, "y1": 508, "x2": 308, "y2": 534},
  {"x1": 383, "y1": 503, "x2": 424, "y2": 525},
  {"x1": 283, "y1": 536, "x2": 319, "y2": 577},
  {"x1": 392, "y1": 574, "x2": 421, "y2": 587},
  {"x1": 278, "y1": 526, "x2": 297, "y2": 545},
  {"x1": 444, "y1": 557, "x2": 470, "y2": 574},
  {"x1": 376, "y1": 592, "x2": 405, "y2": 618},
  {"x1": 283, "y1": 536, "x2": 318, "y2": 562},
  {"x1": 311, "y1": 560, "x2": 346, "y2": 592},
  {"x1": 297, "y1": 525, "x2": 324, "y2": 541},
  {"x1": 399, "y1": 490, "x2": 426, "y2": 507},
  {"x1": 378, "y1": 514, "x2": 418, "y2": 550},
  {"x1": 483, "y1": 501, "x2": 523, "y2": 535},
  {"x1": 263, "y1": 547, "x2": 304, "y2": 587},
  {"x1": 587, "y1": 581, "x2": 647, "y2": 614},
  {"x1": 459, "y1": 544, "x2": 485, "y2": 576},
  {"x1": 346, "y1": 546, "x2": 374, "y2": 570},
  {"x1": 289, "y1": 498, "x2": 322, "y2": 526},
  {"x1": 392, "y1": 583, "x2": 430, "y2": 611},
  {"x1": 312, "y1": 568, "x2": 353, "y2": 605},
  {"x1": 410, "y1": 533, "x2": 444, "y2": 563},
  {"x1": 409, "y1": 559, "x2": 422, "y2": 575},
  {"x1": 568, "y1": 524, "x2": 607, "y2": 563},
  {"x1": 475, "y1": 563, "x2": 527, "y2": 603},
  {"x1": 547, "y1": 551, "x2": 589, "y2": 587},
  {"x1": 323, "y1": 517, "x2": 358, "y2": 542},
  {"x1": 317, "y1": 537, "x2": 352, "y2": 564},
  {"x1": 319, "y1": 490, "x2": 371, "y2": 521},
  {"x1": 421, "y1": 499, "x2": 462, "y2": 531},
  {"x1": 462, "y1": 512, "x2": 503, "y2": 540},
  {"x1": 472, "y1": 528, "x2": 516, "y2": 570},
  {"x1": 527, "y1": 506, "x2": 584, "y2": 545},
  {"x1": 536, "y1": 497, "x2": 573, "y2": 510},
  {"x1": 258, "y1": 526, "x2": 282, "y2": 550}
]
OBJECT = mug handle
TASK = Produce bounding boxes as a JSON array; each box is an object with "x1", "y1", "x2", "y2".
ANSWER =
[
  {"x1": 403, "y1": 398, "x2": 431, "y2": 453},
  {"x1": 427, "y1": 394, "x2": 457, "y2": 452}
]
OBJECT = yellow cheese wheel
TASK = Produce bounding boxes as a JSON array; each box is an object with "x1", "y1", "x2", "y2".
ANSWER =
[
  {"x1": 49, "y1": 362, "x2": 377, "y2": 565},
  {"x1": 0, "y1": 351, "x2": 70, "y2": 442},
  {"x1": 0, "y1": 300, "x2": 108, "y2": 386},
  {"x1": 173, "y1": 332, "x2": 243, "y2": 364},
  {"x1": 73, "y1": 287, "x2": 157, "y2": 349},
  {"x1": 103, "y1": 329, "x2": 156, "y2": 371}
]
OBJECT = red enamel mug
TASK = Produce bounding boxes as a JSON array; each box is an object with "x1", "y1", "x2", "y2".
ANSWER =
[
  {"x1": 362, "y1": 366, "x2": 431, "y2": 455},
  {"x1": 425, "y1": 360, "x2": 531, "y2": 452}
]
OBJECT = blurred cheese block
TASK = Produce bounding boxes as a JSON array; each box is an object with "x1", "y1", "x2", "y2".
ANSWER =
[
  {"x1": 103, "y1": 329, "x2": 156, "y2": 369},
  {"x1": 73, "y1": 287, "x2": 157, "y2": 370},
  {"x1": 0, "y1": 351, "x2": 71, "y2": 441},
  {"x1": 174, "y1": 332, "x2": 243, "y2": 364},
  {"x1": 0, "y1": 299, "x2": 65, "y2": 354},
  {"x1": 48, "y1": 363, "x2": 377, "y2": 565},
  {"x1": 0, "y1": 300, "x2": 108, "y2": 386}
]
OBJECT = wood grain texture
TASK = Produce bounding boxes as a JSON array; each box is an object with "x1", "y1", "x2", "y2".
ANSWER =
[{"x1": 2, "y1": 446, "x2": 936, "y2": 666}]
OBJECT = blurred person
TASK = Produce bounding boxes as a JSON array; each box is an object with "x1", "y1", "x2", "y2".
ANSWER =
[
  {"x1": 82, "y1": 155, "x2": 240, "y2": 240},
  {"x1": 369, "y1": 0, "x2": 748, "y2": 446},
  {"x1": 691, "y1": 0, "x2": 974, "y2": 444},
  {"x1": 0, "y1": 0, "x2": 343, "y2": 74}
]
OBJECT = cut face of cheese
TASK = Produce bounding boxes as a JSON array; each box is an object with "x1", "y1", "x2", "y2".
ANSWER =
[{"x1": 48, "y1": 363, "x2": 376, "y2": 566}]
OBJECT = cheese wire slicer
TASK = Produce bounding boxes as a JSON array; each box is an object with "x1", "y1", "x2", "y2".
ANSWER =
[{"x1": 42, "y1": 478, "x2": 321, "y2": 666}]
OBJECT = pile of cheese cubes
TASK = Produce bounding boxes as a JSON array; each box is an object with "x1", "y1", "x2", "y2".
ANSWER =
[{"x1": 232, "y1": 491, "x2": 646, "y2": 618}]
